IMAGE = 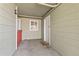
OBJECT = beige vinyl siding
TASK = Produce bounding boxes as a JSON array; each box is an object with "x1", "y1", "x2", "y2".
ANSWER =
[
  {"x1": 0, "y1": 4, "x2": 16, "y2": 56},
  {"x1": 50, "y1": 3, "x2": 79, "y2": 55}
]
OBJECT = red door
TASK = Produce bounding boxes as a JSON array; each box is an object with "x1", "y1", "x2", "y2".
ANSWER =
[{"x1": 17, "y1": 30, "x2": 22, "y2": 47}]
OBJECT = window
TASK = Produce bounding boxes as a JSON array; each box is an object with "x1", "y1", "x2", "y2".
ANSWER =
[{"x1": 29, "y1": 20, "x2": 38, "y2": 31}]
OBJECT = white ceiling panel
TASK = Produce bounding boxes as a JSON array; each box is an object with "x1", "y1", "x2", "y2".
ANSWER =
[
  {"x1": 17, "y1": 3, "x2": 52, "y2": 17},
  {"x1": 17, "y1": 3, "x2": 58, "y2": 17}
]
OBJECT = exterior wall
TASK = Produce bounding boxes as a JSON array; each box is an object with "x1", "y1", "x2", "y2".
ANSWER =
[
  {"x1": 0, "y1": 4, "x2": 16, "y2": 56},
  {"x1": 21, "y1": 18, "x2": 41, "y2": 40},
  {"x1": 50, "y1": 3, "x2": 79, "y2": 55}
]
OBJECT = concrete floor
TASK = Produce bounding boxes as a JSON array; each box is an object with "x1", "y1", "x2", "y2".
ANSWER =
[{"x1": 13, "y1": 39, "x2": 59, "y2": 56}]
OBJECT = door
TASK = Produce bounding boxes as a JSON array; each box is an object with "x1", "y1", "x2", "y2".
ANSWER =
[
  {"x1": 44, "y1": 15, "x2": 51, "y2": 45},
  {"x1": 17, "y1": 19, "x2": 22, "y2": 47}
]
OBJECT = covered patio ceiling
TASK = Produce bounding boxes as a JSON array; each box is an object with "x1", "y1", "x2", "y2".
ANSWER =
[{"x1": 17, "y1": 3, "x2": 59, "y2": 19}]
